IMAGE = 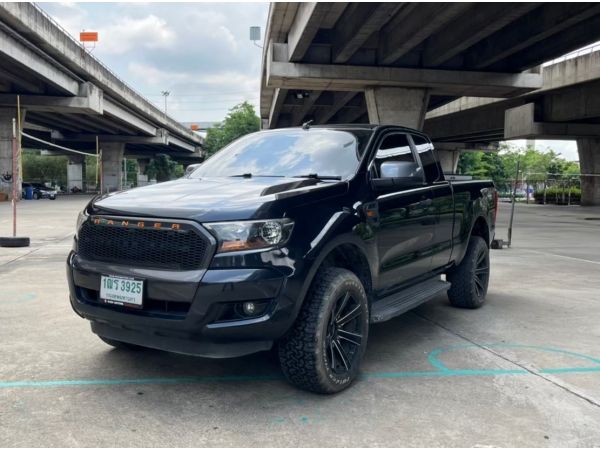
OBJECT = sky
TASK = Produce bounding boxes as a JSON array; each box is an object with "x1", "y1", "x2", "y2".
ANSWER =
[
  {"x1": 41, "y1": 2, "x2": 581, "y2": 162},
  {"x1": 41, "y1": 2, "x2": 269, "y2": 123}
]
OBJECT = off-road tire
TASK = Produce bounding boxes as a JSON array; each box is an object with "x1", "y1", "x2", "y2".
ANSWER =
[
  {"x1": 278, "y1": 267, "x2": 369, "y2": 394},
  {"x1": 98, "y1": 335, "x2": 144, "y2": 351},
  {"x1": 447, "y1": 236, "x2": 490, "y2": 309}
]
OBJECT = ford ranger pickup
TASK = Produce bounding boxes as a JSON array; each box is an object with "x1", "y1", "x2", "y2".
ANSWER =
[{"x1": 67, "y1": 124, "x2": 497, "y2": 393}]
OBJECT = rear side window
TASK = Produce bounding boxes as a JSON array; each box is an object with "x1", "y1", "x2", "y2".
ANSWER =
[{"x1": 411, "y1": 134, "x2": 441, "y2": 183}]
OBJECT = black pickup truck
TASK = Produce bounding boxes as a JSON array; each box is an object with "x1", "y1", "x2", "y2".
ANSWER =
[{"x1": 67, "y1": 124, "x2": 497, "y2": 393}]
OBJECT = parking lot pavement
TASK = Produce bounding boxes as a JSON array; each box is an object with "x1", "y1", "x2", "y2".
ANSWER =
[{"x1": 1, "y1": 197, "x2": 599, "y2": 447}]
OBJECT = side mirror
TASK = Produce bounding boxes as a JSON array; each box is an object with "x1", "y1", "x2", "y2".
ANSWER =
[
  {"x1": 372, "y1": 161, "x2": 425, "y2": 191},
  {"x1": 185, "y1": 163, "x2": 201, "y2": 176}
]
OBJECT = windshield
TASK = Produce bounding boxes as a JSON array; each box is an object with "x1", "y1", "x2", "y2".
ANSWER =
[{"x1": 190, "y1": 128, "x2": 371, "y2": 180}]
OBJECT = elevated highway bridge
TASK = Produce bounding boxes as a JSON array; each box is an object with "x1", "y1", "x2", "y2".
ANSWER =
[
  {"x1": 260, "y1": 2, "x2": 600, "y2": 204},
  {"x1": 0, "y1": 2, "x2": 203, "y2": 194}
]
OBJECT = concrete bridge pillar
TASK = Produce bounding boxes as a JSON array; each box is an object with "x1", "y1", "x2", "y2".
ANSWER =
[
  {"x1": 0, "y1": 108, "x2": 26, "y2": 199},
  {"x1": 136, "y1": 158, "x2": 150, "y2": 187},
  {"x1": 67, "y1": 154, "x2": 86, "y2": 193},
  {"x1": 100, "y1": 142, "x2": 124, "y2": 193},
  {"x1": 577, "y1": 138, "x2": 600, "y2": 206},
  {"x1": 365, "y1": 87, "x2": 429, "y2": 129},
  {"x1": 437, "y1": 150, "x2": 460, "y2": 174}
]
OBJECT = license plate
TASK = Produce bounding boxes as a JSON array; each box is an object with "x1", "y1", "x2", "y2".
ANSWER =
[{"x1": 100, "y1": 275, "x2": 143, "y2": 308}]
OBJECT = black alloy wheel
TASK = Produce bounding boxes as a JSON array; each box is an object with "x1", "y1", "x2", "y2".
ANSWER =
[
  {"x1": 325, "y1": 291, "x2": 365, "y2": 376},
  {"x1": 279, "y1": 267, "x2": 369, "y2": 393},
  {"x1": 447, "y1": 235, "x2": 490, "y2": 308},
  {"x1": 473, "y1": 246, "x2": 489, "y2": 299}
]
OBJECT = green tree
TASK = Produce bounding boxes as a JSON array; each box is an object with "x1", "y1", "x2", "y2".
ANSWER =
[
  {"x1": 204, "y1": 101, "x2": 261, "y2": 156},
  {"x1": 22, "y1": 151, "x2": 68, "y2": 186},
  {"x1": 457, "y1": 144, "x2": 580, "y2": 185},
  {"x1": 146, "y1": 154, "x2": 179, "y2": 182}
]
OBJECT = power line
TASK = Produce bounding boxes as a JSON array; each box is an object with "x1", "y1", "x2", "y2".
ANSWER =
[
  {"x1": 142, "y1": 90, "x2": 259, "y2": 98},
  {"x1": 149, "y1": 98, "x2": 259, "y2": 106}
]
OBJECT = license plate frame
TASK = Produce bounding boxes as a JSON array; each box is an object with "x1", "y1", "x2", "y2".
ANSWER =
[{"x1": 100, "y1": 275, "x2": 144, "y2": 308}]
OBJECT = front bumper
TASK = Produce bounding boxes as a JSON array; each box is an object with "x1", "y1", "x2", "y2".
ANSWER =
[{"x1": 67, "y1": 251, "x2": 301, "y2": 358}]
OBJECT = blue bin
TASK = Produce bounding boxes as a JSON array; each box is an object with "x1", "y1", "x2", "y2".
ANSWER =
[{"x1": 24, "y1": 186, "x2": 34, "y2": 200}]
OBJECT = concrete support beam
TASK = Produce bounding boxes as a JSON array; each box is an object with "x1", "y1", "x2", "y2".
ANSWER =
[
  {"x1": 542, "y1": 81, "x2": 600, "y2": 123},
  {"x1": 577, "y1": 138, "x2": 600, "y2": 206},
  {"x1": 100, "y1": 142, "x2": 124, "y2": 193},
  {"x1": 505, "y1": 103, "x2": 600, "y2": 139},
  {"x1": 0, "y1": 66, "x2": 43, "y2": 94},
  {"x1": 268, "y1": 88, "x2": 287, "y2": 129},
  {"x1": 0, "y1": 107, "x2": 26, "y2": 198},
  {"x1": 379, "y1": 3, "x2": 471, "y2": 65},
  {"x1": 422, "y1": 3, "x2": 539, "y2": 67},
  {"x1": 57, "y1": 133, "x2": 167, "y2": 145},
  {"x1": 167, "y1": 133, "x2": 201, "y2": 153},
  {"x1": 332, "y1": 100, "x2": 367, "y2": 124},
  {"x1": 267, "y1": 43, "x2": 542, "y2": 97},
  {"x1": 365, "y1": 87, "x2": 429, "y2": 129},
  {"x1": 103, "y1": 99, "x2": 157, "y2": 136},
  {"x1": 0, "y1": 26, "x2": 80, "y2": 96},
  {"x1": 332, "y1": 3, "x2": 401, "y2": 64},
  {"x1": 314, "y1": 91, "x2": 356, "y2": 125},
  {"x1": 0, "y1": 83, "x2": 103, "y2": 115},
  {"x1": 287, "y1": 2, "x2": 330, "y2": 62},
  {"x1": 464, "y1": 3, "x2": 600, "y2": 70}
]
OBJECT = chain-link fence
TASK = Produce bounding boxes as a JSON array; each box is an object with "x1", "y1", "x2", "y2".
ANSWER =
[{"x1": 482, "y1": 173, "x2": 586, "y2": 205}]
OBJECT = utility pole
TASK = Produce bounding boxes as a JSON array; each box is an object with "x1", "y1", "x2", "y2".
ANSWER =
[{"x1": 161, "y1": 90, "x2": 170, "y2": 116}]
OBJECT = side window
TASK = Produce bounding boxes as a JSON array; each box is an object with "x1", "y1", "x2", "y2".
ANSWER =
[
  {"x1": 411, "y1": 134, "x2": 441, "y2": 182},
  {"x1": 372, "y1": 134, "x2": 422, "y2": 180}
]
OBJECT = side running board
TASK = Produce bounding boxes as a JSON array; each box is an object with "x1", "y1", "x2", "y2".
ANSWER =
[{"x1": 370, "y1": 278, "x2": 450, "y2": 323}]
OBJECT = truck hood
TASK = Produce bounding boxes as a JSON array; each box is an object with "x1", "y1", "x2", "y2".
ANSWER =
[{"x1": 91, "y1": 176, "x2": 347, "y2": 222}]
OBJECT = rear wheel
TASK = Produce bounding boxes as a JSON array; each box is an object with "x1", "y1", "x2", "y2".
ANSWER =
[
  {"x1": 98, "y1": 335, "x2": 144, "y2": 351},
  {"x1": 278, "y1": 267, "x2": 369, "y2": 394},
  {"x1": 32, "y1": 191, "x2": 40, "y2": 200},
  {"x1": 447, "y1": 236, "x2": 490, "y2": 308}
]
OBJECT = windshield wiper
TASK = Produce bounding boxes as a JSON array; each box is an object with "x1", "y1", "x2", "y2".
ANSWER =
[
  {"x1": 292, "y1": 174, "x2": 342, "y2": 180},
  {"x1": 230, "y1": 174, "x2": 284, "y2": 178}
]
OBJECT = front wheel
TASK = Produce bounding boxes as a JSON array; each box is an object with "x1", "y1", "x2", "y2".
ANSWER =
[
  {"x1": 278, "y1": 267, "x2": 369, "y2": 394},
  {"x1": 446, "y1": 235, "x2": 490, "y2": 308}
]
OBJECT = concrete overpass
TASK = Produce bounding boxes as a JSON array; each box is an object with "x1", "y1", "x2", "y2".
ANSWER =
[
  {"x1": 423, "y1": 49, "x2": 600, "y2": 205},
  {"x1": 0, "y1": 2, "x2": 203, "y2": 195},
  {"x1": 259, "y1": 2, "x2": 600, "y2": 204}
]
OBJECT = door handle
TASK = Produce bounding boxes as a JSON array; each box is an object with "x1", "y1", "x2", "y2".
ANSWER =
[{"x1": 420, "y1": 198, "x2": 433, "y2": 207}]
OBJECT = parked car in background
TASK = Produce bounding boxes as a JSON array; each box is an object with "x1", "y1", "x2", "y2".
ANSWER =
[{"x1": 22, "y1": 182, "x2": 58, "y2": 200}]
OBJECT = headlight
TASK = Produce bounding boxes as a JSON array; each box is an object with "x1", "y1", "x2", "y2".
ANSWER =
[{"x1": 205, "y1": 219, "x2": 294, "y2": 253}]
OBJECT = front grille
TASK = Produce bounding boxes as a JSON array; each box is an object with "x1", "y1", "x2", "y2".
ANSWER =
[{"x1": 78, "y1": 218, "x2": 211, "y2": 270}]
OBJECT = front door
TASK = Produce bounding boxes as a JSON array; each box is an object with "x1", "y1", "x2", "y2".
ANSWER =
[{"x1": 370, "y1": 132, "x2": 436, "y2": 292}]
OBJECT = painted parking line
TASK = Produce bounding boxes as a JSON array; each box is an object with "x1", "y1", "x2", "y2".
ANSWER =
[
  {"x1": 1, "y1": 344, "x2": 599, "y2": 389},
  {"x1": 0, "y1": 292, "x2": 37, "y2": 305}
]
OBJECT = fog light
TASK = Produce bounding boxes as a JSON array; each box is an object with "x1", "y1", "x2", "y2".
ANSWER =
[{"x1": 242, "y1": 301, "x2": 256, "y2": 315}]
